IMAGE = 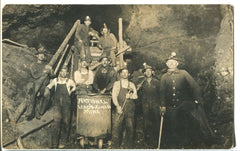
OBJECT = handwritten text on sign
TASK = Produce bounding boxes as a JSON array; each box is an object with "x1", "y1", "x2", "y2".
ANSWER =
[{"x1": 78, "y1": 97, "x2": 111, "y2": 114}]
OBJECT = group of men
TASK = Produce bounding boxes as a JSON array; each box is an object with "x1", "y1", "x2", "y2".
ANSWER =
[{"x1": 12, "y1": 16, "x2": 218, "y2": 149}]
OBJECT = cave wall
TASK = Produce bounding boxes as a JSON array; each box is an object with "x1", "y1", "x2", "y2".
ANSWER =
[
  {"x1": 212, "y1": 5, "x2": 234, "y2": 147},
  {"x1": 2, "y1": 5, "x2": 122, "y2": 53},
  {"x1": 121, "y1": 5, "x2": 222, "y2": 72},
  {"x1": 2, "y1": 5, "x2": 71, "y2": 51},
  {"x1": 121, "y1": 5, "x2": 223, "y2": 111}
]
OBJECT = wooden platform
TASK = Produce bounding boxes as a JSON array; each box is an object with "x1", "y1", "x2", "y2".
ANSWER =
[
  {"x1": 3, "y1": 110, "x2": 54, "y2": 148},
  {"x1": 17, "y1": 110, "x2": 54, "y2": 134}
]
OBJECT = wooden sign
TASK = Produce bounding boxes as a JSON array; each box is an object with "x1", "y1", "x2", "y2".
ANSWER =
[{"x1": 76, "y1": 94, "x2": 111, "y2": 137}]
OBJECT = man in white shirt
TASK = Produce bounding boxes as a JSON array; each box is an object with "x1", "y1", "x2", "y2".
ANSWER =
[
  {"x1": 74, "y1": 59, "x2": 94, "y2": 95},
  {"x1": 44, "y1": 67, "x2": 76, "y2": 148},
  {"x1": 111, "y1": 67, "x2": 138, "y2": 148}
]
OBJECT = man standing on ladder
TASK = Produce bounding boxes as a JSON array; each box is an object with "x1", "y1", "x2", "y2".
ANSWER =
[
  {"x1": 74, "y1": 16, "x2": 98, "y2": 70},
  {"x1": 111, "y1": 67, "x2": 138, "y2": 148},
  {"x1": 44, "y1": 67, "x2": 76, "y2": 148},
  {"x1": 97, "y1": 23, "x2": 118, "y2": 66}
]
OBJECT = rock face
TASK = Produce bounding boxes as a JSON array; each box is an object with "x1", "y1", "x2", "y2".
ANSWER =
[
  {"x1": 122, "y1": 5, "x2": 222, "y2": 71},
  {"x1": 2, "y1": 5, "x2": 234, "y2": 149},
  {"x1": 2, "y1": 5, "x2": 70, "y2": 52},
  {"x1": 2, "y1": 43, "x2": 41, "y2": 148},
  {"x1": 212, "y1": 5, "x2": 234, "y2": 148}
]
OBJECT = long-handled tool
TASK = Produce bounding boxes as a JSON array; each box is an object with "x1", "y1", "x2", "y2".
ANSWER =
[
  {"x1": 157, "y1": 110, "x2": 164, "y2": 149},
  {"x1": 116, "y1": 97, "x2": 127, "y2": 120},
  {"x1": 117, "y1": 88, "x2": 134, "y2": 119}
]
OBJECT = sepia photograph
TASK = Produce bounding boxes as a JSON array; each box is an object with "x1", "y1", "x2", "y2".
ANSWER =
[{"x1": 1, "y1": 4, "x2": 234, "y2": 149}]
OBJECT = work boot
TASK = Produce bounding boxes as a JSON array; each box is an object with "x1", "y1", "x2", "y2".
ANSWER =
[
  {"x1": 35, "y1": 112, "x2": 41, "y2": 120},
  {"x1": 58, "y1": 144, "x2": 65, "y2": 149},
  {"x1": 26, "y1": 113, "x2": 35, "y2": 121}
]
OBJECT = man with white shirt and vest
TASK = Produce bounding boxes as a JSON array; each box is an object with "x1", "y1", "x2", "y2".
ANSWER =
[
  {"x1": 159, "y1": 52, "x2": 216, "y2": 148},
  {"x1": 74, "y1": 58, "x2": 94, "y2": 95},
  {"x1": 111, "y1": 67, "x2": 138, "y2": 148},
  {"x1": 44, "y1": 67, "x2": 76, "y2": 148}
]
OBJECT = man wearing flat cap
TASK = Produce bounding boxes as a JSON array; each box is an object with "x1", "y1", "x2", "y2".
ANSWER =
[
  {"x1": 159, "y1": 52, "x2": 216, "y2": 148},
  {"x1": 111, "y1": 67, "x2": 138, "y2": 148},
  {"x1": 93, "y1": 55, "x2": 117, "y2": 94},
  {"x1": 137, "y1": 63, "x2": 160, "y2": 148},
  {"x1": 74, "y1": 16, "x2": 98, "y2": 70}
]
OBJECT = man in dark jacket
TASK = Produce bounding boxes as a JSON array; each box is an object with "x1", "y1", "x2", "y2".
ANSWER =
[
  {"x1": 138, "y1": 64, "x2": 160, "y2": 148},
  {"x1": 93, "y1": 56, "x2": 117, "y2": 94},
  {"x1": 159, "y1": 52, "x2": 215, "y2": 148}
]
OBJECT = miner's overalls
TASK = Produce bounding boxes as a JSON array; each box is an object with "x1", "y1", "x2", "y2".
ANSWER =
[
  {"x1": 112, "y1": 81, "x2": 135, "y2": 148},
  {"x1": 51, "y1": 80, "x2": 72, "y2": 148}
]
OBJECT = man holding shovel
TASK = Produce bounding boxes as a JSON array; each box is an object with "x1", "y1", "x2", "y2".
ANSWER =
[{"x1": 111, "y1": 67, "x2": 138, "y2": 148}]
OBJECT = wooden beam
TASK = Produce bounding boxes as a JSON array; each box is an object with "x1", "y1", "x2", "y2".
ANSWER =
[
  {"x1": 34, "y1": 20, "x2": 80, "y2": 95},
  {"x1": 48, "y1": 20, "x2": 80, "y2": 67},
  {"x1": 54, "y1": 44, "x2": 69, "y2": 75},
  {"x1": 2, "y1": 119, "x2": 53, "y2": 147},
  {"x1": 2, "y1": 39, "x2": 28, "y2": 48},
  {"x1": 118, "y1": 18, "x2": 124, "y2": 68}
]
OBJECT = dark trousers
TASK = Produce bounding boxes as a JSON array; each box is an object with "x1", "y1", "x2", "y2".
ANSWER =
[
  {"x1": 112, "y1": 102, "x2": 135, "y2": 149},
  {"x1": 21, "y1": 79, "x2": 48, "y2": 121},
  {"x1": 74, "y1": 41, "x2": 92, "y2": 71},
  {"x1": 50, "y1": 103, "x2": 71, "y2": 148},
  {"x1": 161, "y1": 101, "x2": 209, "y2": 149},
  {"x1": 142, "y1": 101, "x2": 160, "y2": 147}
]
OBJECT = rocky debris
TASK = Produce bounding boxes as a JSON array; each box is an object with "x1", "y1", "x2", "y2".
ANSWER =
[{"x1": 2, "y1": 43, "x2": 52, "y2": 149}]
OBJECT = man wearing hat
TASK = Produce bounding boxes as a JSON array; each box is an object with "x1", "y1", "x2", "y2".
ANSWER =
[
  {"x1": 93, "y1": 55, "x2": 117, "y2": 94},
  {"x1": 30, "y1": 46, "x2": 47, "y2": 79},
  {"x1": 74, "y1": 16, "x2": 98, "y2": 70},
  {"x1": 159, "y1": 52, "x2": 216, "y2": 148},
  {"x1": 137, "y1": 63, "x2": 160, "y2": 148},
  {"x1": 74, "y1": 58, "x2": 94, "y2": 95},
  {"x1": 11, "y1": 46, "x2": 51, "y2": 122},
  {"x1": 97, "y1": 23, "x2": 118, "y2": 66},
  {"x1": 44, "y1": 67, "x2": 76, "y2": 148},
  {"x1": 111, "y1": 67, "x2": 138, "y2": 148}
]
